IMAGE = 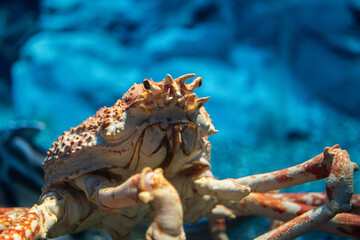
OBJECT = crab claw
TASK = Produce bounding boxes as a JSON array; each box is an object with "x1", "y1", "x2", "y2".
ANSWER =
[
  {"x1": 93, "y1": 167, "x2": 185, "y2": 240},
  {"x1": 144, "y1": 168, "x2": 186, "y2": 240}
]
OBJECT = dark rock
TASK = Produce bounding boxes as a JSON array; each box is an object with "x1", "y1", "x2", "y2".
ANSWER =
[
  {"x1": 0, "y1": 120, "x2": 45, "y2": 206},
  {"x1": 0, "y1": 0, "x2": 39, "y2": 103}
]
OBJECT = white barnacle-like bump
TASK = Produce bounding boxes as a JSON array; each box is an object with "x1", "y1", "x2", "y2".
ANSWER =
[
  {"x1": 11, "y1": 234, "x2": 21, "y2": 240},
  {"x1": 14, "y1": 226, "x2": 22, "y2": 230},
  {"x1": 30, "y1": 220, "x2": 38, "y2": 232},
  {"x1": 303, "y1": 194, "x2": 313, "y2": 203},
  {"x1": 25, "y1": 229, "x2": 31, "y2": 238},
  {"x1": 106, "y1": 118, "x2": 117, "y2": 136}
]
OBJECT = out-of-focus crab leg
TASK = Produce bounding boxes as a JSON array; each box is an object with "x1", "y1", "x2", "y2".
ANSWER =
[
  {"x1": 262, "y1": 192, "x2": 360, "y2": 214},
  {"x1": 0, "y1": 208, "x2": 29, "y2": 234},
  {"x1": 319, "y1": 212, "x2": 360, "y2": 237},
  {"x1": 208, "y1": 205, "x2": 235, "y2": 240},
  {"x1": 255, "y1": 206, "x2": 339, "y2": 239},
  {"x1": 76, "y1": 167, "x2": 185, "y2": 240},
  {"x1": 223, "y1": 147, "x2": 358, "y2": 239},
  {"x1": 0, "y1": 208, "x2": 29, "y2": 216},
  {"x1": 0, "y1": 196, "x2": 61, "y2": 240},
  {"x1": 225, "y1": 193, "x2": 360, "y2": 238},
  {"x1": 208, "y1": 218, "x2": 228, "y2": 240}
]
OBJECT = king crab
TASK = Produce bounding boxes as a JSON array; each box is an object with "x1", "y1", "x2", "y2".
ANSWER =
[{"x1": 0, "y1": 74, "x2": 359, "y2": 240}]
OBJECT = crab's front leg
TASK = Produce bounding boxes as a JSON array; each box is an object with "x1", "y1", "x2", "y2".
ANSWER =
[
  {"x1": 75, "y1": 167, "x2": 185, "y2": 240},
  {"x1": 0, "y1": 196, "x2": 61, "y2": 240},
  {"x1": 0, "y1": 186, "x2": 93, "y2": 240},
  {"x1": 0, "y1": 208, "x2": 29, "y2": 234}
]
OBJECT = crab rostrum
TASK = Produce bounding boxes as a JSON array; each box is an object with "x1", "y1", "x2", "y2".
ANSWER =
[{"x1": 0, "y1": 74, "x2": 359, "y2": 240}]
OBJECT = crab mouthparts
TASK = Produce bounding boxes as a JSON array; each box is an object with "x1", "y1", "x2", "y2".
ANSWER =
[
  {"x1": 160, "y1": 123, "x2": 208, "y2": 178},
  {"x1": 165, "y1": 123, "x2": 197, "y2": 156}
]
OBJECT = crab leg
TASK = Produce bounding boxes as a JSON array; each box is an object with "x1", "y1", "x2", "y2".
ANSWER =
[
  {"x1": 75, "y1": 167, "x2": 185, "y2": 240},
  {"x1": 262, "y1": 192, "x2": 360, "y2": 214},
  {"x1": 194, "y1": 177, "x2": 251, "y2": 200},
  {"x1": 194, "y1": 146, "x2": 349, "y2": 201},
  {"x1": 234, "y1": 145, "x2": 358, "y2": 192},
  {"x1": 101, "y1": 167, "x2": 185, "y2": 240},
  {"x1": 207, "y1": 205, "x2": 236, "y2": 240},
  {"x1": 0, "y1": 208, "x2": 29, "y2": 234},
  {"x1": 222, "y1": 147, "x2": 358, "y2": 239},
  {"x1": 195, "y1": 146, "x2": 358, "y2": 201},
  {"x1": 208, "y1": 218, "x2": 228, "y2": 240},
  {"x1": 0, "y1": 208, "x2": 29, "y2": 216},
  {"x1": 0, "y1": 195, "x2": 61, "y2": 240},
  {"x1": 225, "y1": 193, "x2": 360, "y2": 238}
]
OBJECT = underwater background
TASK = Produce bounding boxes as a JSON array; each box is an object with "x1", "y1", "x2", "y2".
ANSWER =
[{"x1": 0, "y1": 0, "x2": 360, "y2": 239}]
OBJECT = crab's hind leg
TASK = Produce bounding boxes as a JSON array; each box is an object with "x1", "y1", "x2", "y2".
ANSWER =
[
  {"x1": 253, "y1": 147, "x2": 358, "y2": 239},
  {"x1": 226, "y1": 193, "x2": 360, "y2": 238},
  {"x1": 194, "y1": 146, "x2": 358, "y2": 239},
  {"x1": 208, "y1": 205, "x2": 237, "y2": 240},
  {"x1": 227, "y1": 147, "x2": 358, "y2": 239},
  {"x1": 0, "y1": 194, "x2": 62, "y2": 240},
  {"x1": 262, "y1": 192, "x2": 360, "y2": 214}
]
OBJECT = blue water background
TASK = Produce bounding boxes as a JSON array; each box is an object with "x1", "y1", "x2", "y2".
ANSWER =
[{"x1": 1, "y1": 0, "x2": 360, "y2": 239}]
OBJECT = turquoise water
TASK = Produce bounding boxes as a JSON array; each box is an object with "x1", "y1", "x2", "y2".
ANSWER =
[{"x1": 0, "y1": 0, "x2": 359, "y2": 239}]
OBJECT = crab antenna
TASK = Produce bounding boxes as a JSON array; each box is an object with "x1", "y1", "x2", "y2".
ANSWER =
[
  {"x1": 177, "y1": 73, "x2": 196, "y2": 86},
  {"x1": 186, "y1": 76, "x2": 202, "y2": 92}
]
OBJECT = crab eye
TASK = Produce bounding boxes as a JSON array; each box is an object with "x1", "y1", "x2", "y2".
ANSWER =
[{"x1": 143, "y1": 79, "x2": 150, "y2": 90}]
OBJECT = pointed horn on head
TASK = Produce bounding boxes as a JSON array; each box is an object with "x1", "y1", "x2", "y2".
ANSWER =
[
  {"x1": 177, "y1": 73, "x2": 196, "y2": 86},
  {"x1": 164, "y1": 74, "x2": 174, "y2": 85},
  {"x1": 187, "y1": 96, "x2": 209, "y2": 111},
  {"x1": 186, "y1": 77, "x2": 202, "y2": 92},
  {"x1": 195, "y1": 96, "x2": 209, "y2": 108}
]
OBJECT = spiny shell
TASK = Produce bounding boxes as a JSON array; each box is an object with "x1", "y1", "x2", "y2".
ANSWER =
[{"x1": 42, "y1": 74, "x2": 216, "y2": 189}]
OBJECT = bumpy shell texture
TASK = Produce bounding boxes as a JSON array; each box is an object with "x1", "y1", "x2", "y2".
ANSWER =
[{"x1": 43, "y1": 74, "x2": 217, "y2": 189}]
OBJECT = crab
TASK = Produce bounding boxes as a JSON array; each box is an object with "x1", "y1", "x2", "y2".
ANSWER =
[{"x1": 0, "y1": 73, "x2": 359, "y2": 240}]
